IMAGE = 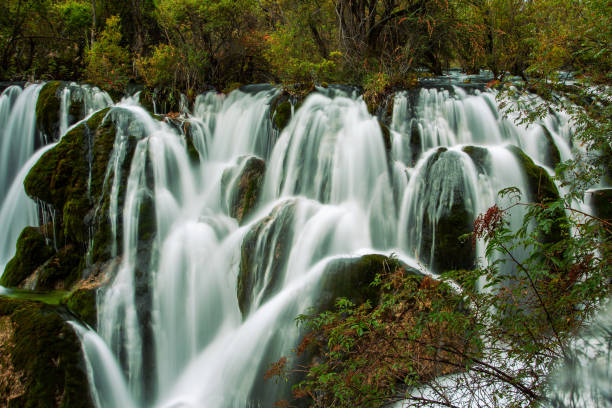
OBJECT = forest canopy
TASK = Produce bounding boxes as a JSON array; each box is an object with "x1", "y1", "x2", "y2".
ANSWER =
[{"x1": 1, "y1": 0, "x2": 610, "y2": 93}]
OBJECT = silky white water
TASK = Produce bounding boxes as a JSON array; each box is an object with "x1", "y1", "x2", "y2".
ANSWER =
[{"x1": 0, "y1": 83, "x2": 596, "y2": 406}]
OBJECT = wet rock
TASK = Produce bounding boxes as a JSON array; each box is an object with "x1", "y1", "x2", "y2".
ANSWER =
[
  {"x1": 540, "y1": 125, "x2": 561, "y2": 168},
  {"x1": 35, "y1": 81, "x2": 63, "y2": 139},
  {"x1": 62, "y1": 288, "x2": 97, "y2": 329},
  {"x1": 273, "y1": 100, "x2": 292, "y2": 131},
  {"x1": 0, "y1": 297, "x2": 94, "y2": 408},
  {"x1": 462, "y1": 145, "x2": 490, "y2": 174},
  {"x1": 224, "y1": 156, "x2": 266, "y2": 224},
  {"x1": 507, "y1": 145, "x2": 560, "y2": 204},
  {"x1": 237, "y1": 201, "x2": 295, "y2": 318},
  {"x1": 408, "y1": 148, "x2": 476, "y2": 273},
  {"x1": 507, "y1": 145, "x2": 566, "y2": 243},
  {"x1": 317, "y1": 254, "x2": 423, "y2": 312},
  {"x1": 590, "y1": 188, "x2": 612, "y2": 227},
  {"x1": 0, "y1": 227, "x2": 54, "y2": 288}
]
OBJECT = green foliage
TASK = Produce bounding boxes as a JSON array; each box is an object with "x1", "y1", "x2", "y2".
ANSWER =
[
  {"x1": 136, "y1": 43, "x2": 180, "y2": 89},
  {"x1": 271, "y1": 191, "x2": 610, "y2": 407},
  {"x1": 85, "y1": 15, "x2": 130, "y2": 92}
]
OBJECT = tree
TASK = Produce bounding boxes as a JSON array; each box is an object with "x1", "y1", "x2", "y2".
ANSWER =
[{"x1": 85, "y1": 15, "x2": 130, "y2": 92}]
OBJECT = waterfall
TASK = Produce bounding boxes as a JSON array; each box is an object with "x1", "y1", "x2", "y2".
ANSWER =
[
  {"x1": 0, "y1": 144, "x2": 56, "y2": 272},
  {"x1": 0, "y1": 82, "x2": 112, "y2": 282},
  {"x1": 5, "y1": 82, "x2": 590, "y2": 406},
  {"x1": 0, "y1": 84, "x2": 42, "y2": 201}
]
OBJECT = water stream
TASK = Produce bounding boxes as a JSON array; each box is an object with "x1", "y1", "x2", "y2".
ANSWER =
[{"x1": 0, "y1": 82, "x2": 602, "y2": 407}]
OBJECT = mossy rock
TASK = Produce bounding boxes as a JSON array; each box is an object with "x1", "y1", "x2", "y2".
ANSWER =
[
  {"x1": 590, "y1": 188, "x2": 612, "y2": 223},
  {"x1": 0, "y1": 297, "x2": 94, "y2": 408},
  {"x1": 415, "y1": 148, "x2": 476, "y2": 272},
  {"x1": 540, "y1": 125, "x2": 561, "y2": 168},
  {"x1": 1, "y1": 227, "x2": 54, "y2": 288},
  {"x1": 181, "y1": 121, "x2": 201, "y2": 162},
  {"x1": 462, "y1": 145, "x2": 490, "y2": 174},
  {"x1": 227, "y1": 156, "x2": 266, "y2": 224},
  {"x1": 35, "y1": 245, "x2": 83, "y2": 291},
  {"x1": 237, "y1": 201, "x2": 295, "y2": 318},
  {"x1": 273, "y1": 101, "x2": 292, "y2": 131},
  {"x1": 507, "y1": 145, "x2": 560, "y2": 204},
  {"x1": 317, "y1": 254, "x2": 422, "y2": 312},
  {"x1": 25, "y1": 107, "x2": 116, "y2": 245},
  {"x1": 426, "y1": 206, "x2": 475, "y2": 273},
  {"x1": 379, "y1": 120, "x2": 392, "y2": 152},
  {"x1": 36, "y1": 81, "x2": 63, "y2": 139},
  {"x1": 507, "y1": 145, "x2": 567, "y2": 243},
  {"x1": 409, "y1": 120, "x2": 421, "y2": 165},
  {"x1": 62, "y1": 289, "x2": 97, "y2": 328}
]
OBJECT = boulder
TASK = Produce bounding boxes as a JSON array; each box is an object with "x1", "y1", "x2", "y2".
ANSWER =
[
  {"x1": 0, "y1": 227, "x2": 53, "y2": 288},
  {"x1": 0, "y1": 297, "x2": 94, "y2": 408}
]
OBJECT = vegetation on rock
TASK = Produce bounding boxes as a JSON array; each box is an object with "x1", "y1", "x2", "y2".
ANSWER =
[
  {"x1": 0, "y1": 297, "x2": 94, "y2": 408},
  {"x1": 0, "y1": 227, "x2": 54, "y2": 288},
  {"x1": 35, "y1": 81, "x2": 63, "y2": 139}
]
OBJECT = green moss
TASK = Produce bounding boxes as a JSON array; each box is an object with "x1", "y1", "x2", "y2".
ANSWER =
[
  {"x1": 508, "y1": 145, "x2": 567, "y2": 243},
  {"x1": 237, "y1": 202, "x2": 295, "y2": 318},
  {"x1": 540, "y1": 125, "x2": 561, "y2": 168},
  {"x1": 89, "y1": 108, "x2": 115, "y2": 198},
  {"x1": 36, "y1": 245, "x2": 83, "y2": 291},
  {"x1": 1, "y1": 289, "x2": 68, "y2": 305},
  {"x1": 507, "y1": 145, "x2": 560, "y2": 203},
  {"x1": 0, "y1": 297, "x2": 94, "y2": 408},
  {"x1": 428, "y1": 207, "x2": 475, "y2": 272},
  {"x1": 273, "y1": 101, "x2": 292, "y2": 131},
  {"x1": 36, "y1": 81, "x2": 63, "y2": 138},
  {"x1": 1, "y1": 227, "x2": 54, "y2": 288},
  {"x1": 462, "y1": 145, "x2": 490, "y2": 174},
  {"x1": 62, "y1": 289, "x2": 97, "y2": 328},
  {"x1": 25, "y1": 123, "x2": 89, "y2": 211},
  {"x1": 229, "y1": 157, "x2": 266, "y2": 224}
]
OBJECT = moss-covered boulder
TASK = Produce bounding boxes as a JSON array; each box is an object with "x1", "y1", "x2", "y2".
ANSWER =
[
  {"x1": 508, "y1": 144, "x2": 567, "y2": 243},
  {"x1": 0, "y1": 227, "x2": 54, "y2": 288},
  {"x1": 62, "y1": 289, "x2": 97, "y2": 328},
  {"x1": 273, "y1": 100, "x2": 292, "y2": 131},
  {"x1": 462, "y1": 145, "x2": 490, "y2": 174},
  {"x1": 409, "y1": 148, "x2": 476, "y2": 273},
  {"x1": 36, "y1": 81, "x2": 63, "y2": 139},
  {"x1": 540, "y1": 125, "x2": 562, "y2": 168},
  {"x1": 590, "y1": 188, "x2": 612, "y2": 223},
  {"x1": 35, "y1": 245, "x2": 83, "y2": 291},
  {"x1": 226, "y1": 156, "x2": 266, "y2": 224},
  {"x1": 237, "y1": 201, "x2": 295, "y2": 318},
  {"x1": 379, "y1": 120, "x2": 392, "y2": 152},
  {"x1": 507, "y1": 145, "x2": 560, "y2": 204},
  {"x1": 25, "y1": 107, "x2": 119, "y2": 255},
  {"x1": 25, "y1": 108, "x2": 114, "y2": 242},
  {"x1": 0, "y1": 297, "x2": 94, "y2": 408},
  {"x1": 316, "y1": 254, "x2": 423, "y2": 312}
]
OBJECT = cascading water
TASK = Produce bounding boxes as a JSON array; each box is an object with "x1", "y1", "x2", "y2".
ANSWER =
[
  {"x1": 0, "y1": 82, "x2": 112, "y2": 281},
  {"x1": 10, "y1": 83, "x2": 593, "y2": 407},
  {"x1": 0, "y1": 84, "x2": 43, "y2": 201}
]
